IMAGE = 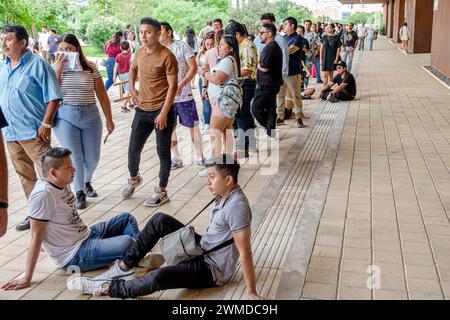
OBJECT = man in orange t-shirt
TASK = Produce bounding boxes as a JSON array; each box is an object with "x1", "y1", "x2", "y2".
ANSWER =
[{"x1": 121, "y1": 17, "x2": 179, "y2": 207}]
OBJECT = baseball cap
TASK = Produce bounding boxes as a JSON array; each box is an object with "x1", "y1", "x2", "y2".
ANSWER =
[{"x1": 336, "y1": 61, "x2": 347, "y2": 68}]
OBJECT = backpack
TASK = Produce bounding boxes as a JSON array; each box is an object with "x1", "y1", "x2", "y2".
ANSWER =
[{"x1": 218, "y1": 56, "x2": 243, "y2": 118}]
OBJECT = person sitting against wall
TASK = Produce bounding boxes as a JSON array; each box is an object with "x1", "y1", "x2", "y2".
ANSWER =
[{"x1": 319, "y1": 60, "x2": 356, "y2": 103}]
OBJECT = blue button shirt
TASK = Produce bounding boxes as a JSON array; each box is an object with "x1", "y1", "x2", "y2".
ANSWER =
[{"x1": 0, "y1": 50, "x2": 62, "y2": 142}]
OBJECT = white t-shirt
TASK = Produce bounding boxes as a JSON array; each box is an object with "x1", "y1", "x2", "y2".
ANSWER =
[
  {"x1": 169, "y1": 41, "x2": 196, "y2": 103},
  {"x1": 28, "y1": 180, "x2": 91, "y2": 268},
  {"x1": 357, "y1": 27, "x2": 367, "y2": 38},
  {"x1": 38, "y1": 32, "x2": 50, "y2": 51},
  {"x1": 207, "y1": 56, "x2": 236, "y2": 99}
]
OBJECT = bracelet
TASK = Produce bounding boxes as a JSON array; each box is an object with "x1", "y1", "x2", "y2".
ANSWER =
[
  {"x1": 0, "y1": 202, "x2": 8, "y2": 209},
  {"x1": 41, "y1": 122, "x2": 52, "y2": 129},
  {"x1": 202, "y1": 86, "x2": 207, "y2": 88}
]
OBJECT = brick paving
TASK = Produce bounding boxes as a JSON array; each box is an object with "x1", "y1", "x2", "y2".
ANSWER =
[
  {"x1": 301, "y1": 38, "x2": 450, "y2": 300},
  {"x1": 1, "y1": 37, "x2": 450, "y2": 300}
]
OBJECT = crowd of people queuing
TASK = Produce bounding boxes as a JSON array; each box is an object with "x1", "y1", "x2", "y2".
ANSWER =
[{"x1": 0, "y1": 14, "x2": 374, "y2": 299}]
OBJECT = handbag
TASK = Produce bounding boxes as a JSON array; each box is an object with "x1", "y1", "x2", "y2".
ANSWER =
[{"x1": 160, "y1": 197, "x2": 235, "y2": 266}]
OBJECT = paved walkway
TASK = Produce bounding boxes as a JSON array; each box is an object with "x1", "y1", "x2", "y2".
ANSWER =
[{"x1": 1, "y1": 37, "x2": 450, "y2": 300}]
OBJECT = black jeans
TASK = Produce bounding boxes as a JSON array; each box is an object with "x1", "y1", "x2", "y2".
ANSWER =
[
  {"x1": 251, "y1": 84, "x2": 280, "y2": 137},
  {"x1": 108, "y1": 212, "x2": 216, "y2": 299},
  {"x1": 128, "y1": 107, "x2": 175, "y2": 188},
  {"x1": 321, "y1": 89, "x2": 355, "y2": 101},
  {"x1": 235, "y1": 79, "x2": 257, "y2": 151}
]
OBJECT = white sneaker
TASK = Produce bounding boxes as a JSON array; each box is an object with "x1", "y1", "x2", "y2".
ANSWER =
[
  {"x1": 201, "y1": 124, "x2": 210, "y2": 135},
  {"x1": 138, "y1": 252, "x2": 165, "y2": 269},
  {"x1": 93, "y1": 260, "x2": 135, "y2": 281},
  {"x1": 67, "y1": 277, "x2": 109, "y2": 296},
  {"x1": 143, "y1": 186, "x2": 170, "y2": 207},
  {"x1": 198, "y1": 168, "x2": 208, "y2": 177},
  {"x1": 122, "y1": 176, "x2": 143, "y2": 200}
]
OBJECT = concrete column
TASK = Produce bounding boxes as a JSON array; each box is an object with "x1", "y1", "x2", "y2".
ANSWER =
[
  {"x1": 431, "y1": 0, "x2": 450, "y2": 77},
  {"x1": 386, "y1": 0, "x2": 395, "y2": 38},
  {"x1": 393, "y1": 0, "x2": 405, "y2": 43},
  {"x1": 405, "y1": 0, "x2": 434, "y2": 53}
]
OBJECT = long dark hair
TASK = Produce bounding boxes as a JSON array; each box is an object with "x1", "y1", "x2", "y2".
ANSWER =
[
  {"x1": 185, "y1": 27, "x2": 196, "y2": 50},
  {"x1": 112, "y1": 31, "x2": 123, "y2": 46},
  {"x1": 221, "y1": 34, "x2": 240, "y2": 77},
  {"x1": 60, "y1": 34, "x2": 93, "y2": 72}
]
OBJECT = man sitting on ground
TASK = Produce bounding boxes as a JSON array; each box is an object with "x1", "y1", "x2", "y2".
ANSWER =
[
  {"x1": 319, "y1": 60, "x2": 356, "y2": 103},
  {"x1": 68, "y1": 154, "x2": 266, "y2": 300},
  {"x1": 1, "y1": 147, "x2": 141, "y2": 290}
]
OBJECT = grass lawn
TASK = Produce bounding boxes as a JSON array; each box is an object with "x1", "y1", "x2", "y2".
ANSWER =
[{"x1": 82, "y1": 45, "x2": 105, "y2": 58}]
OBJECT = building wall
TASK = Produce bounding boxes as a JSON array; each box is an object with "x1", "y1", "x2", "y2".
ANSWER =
[
  {"x1": 405, "y1": 0, "x2": 433, "y2": 53},
  {"x1": 431, "y1": 0, "x2": 450, "y2": 77}
]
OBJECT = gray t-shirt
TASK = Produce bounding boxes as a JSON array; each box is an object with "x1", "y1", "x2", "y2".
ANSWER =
[
  {"x1": 28, "y1": 180, "x2": 91, "y2": 268},
  {"x1": 200, "y1": 186, "x2": 252, "y2": 286}
]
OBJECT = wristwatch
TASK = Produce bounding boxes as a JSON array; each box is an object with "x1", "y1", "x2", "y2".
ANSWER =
[
  {"x1": 41, "y1": 122, "x2": 52, "y2": 129},
  {"x1": 0, "y1": 202, "x2": 8, "y2": 209}
]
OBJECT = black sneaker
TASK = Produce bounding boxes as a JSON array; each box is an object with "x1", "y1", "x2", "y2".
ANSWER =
[
  {"x1": 276, "y1": 118, "x2": 285, "y2": 125},
  {"x1": 297, "y1": 119, "x2": 306, "y2": 128},
  {"x1": 85, "y1": 182, "x2": 98, "y2": 198},
  {"x1": 16, "y1": 217, "x2": 30, "y2": 231},
  {"x1": 76, "y1": 191, "x2": 87, "y2": 210},
  {"x1": 317, "y1": 80, "x2": 323, "y2": 84}
]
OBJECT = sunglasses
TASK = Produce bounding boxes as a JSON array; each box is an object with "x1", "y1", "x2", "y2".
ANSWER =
[{"x1": 103, "y1": 133, "x2": 110, "y2": 144}]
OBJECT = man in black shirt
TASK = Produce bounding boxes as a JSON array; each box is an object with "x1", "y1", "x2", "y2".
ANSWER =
[
  {"x1": 0, "y1": 109, "x2": 8, "y2": 237},
  {"x1": 319, "y1": 61, "x2": 356, "y2": 102},
  {"x1": 251, "y1": 23, "x2": 282, "y2": 138}
]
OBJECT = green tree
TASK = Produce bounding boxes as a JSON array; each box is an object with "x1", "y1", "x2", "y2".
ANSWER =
[
  {"x1": 228, "y1": 0, "x2": 276, "y2": 33},
  {"x1": 344, "y1": 12, "x2": 372, "y2": 25},
  {"x1": 85, "y1": 15, "x2": 126, "y2": 48}
]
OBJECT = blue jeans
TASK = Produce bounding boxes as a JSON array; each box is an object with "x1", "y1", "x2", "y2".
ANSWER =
[
  {"x1": 65, "y1": 212, "x2": 140, "y2": 272},
  {"x1": 198, "y1": 78, "x2": 211, "y2": 125},
  {"x1": 53, "y1": 103, "x2": 103, "y2": 193},
  {"x1": 314, "y1": 56, "x2": 322, "y2": 82},
  {"x1": 105, "y1": 57, "x2": 116, "y2": 91},
  {"x1": 341, "y1": 46, "x2": 354, "y2": 72}
]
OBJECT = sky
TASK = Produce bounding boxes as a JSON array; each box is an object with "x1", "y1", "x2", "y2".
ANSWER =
[{"x1": 295, "y1": 0, "x2": 383, "y2": 10}]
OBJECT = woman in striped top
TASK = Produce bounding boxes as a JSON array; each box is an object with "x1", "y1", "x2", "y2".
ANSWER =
[{"x1": 53, "y1": 34, "x2": 115, "y2": 209}]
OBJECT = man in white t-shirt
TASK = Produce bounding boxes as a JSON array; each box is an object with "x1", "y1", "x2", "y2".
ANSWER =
[
  {"x1": 38, "y1": 26, "x2": 51, "y2": 63},
  {"x1": 357, "y1": 23, "x2": 367, "y2": 51},
  {"x1": 160, "y1": 22, "x2": 205, "y2": 171},
  {"x1": 1, "y1": 147, "x2": 142, "y2": 290}
]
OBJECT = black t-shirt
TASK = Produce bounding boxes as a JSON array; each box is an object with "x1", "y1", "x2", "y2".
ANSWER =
[
  {"x1": 257, "y1": 41, "x2": 283, "y2": 87},
  {"x1": 332, "y1": 72, "x2": 356, "y2": 97},
  {"x1": 341, "y1": 30, "x2": 359, "y2": 48},
  {"x1": 285, "y1": 33, "x2": 304, "y2": 75},
  {"x1": 0, "y1": 108, "x2": 7, "y2": 129}
]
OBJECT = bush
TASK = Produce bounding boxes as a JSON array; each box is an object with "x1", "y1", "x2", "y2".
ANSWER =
[{"x1": 85, "y1": 16, "x2": 126, "y2": 49}]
